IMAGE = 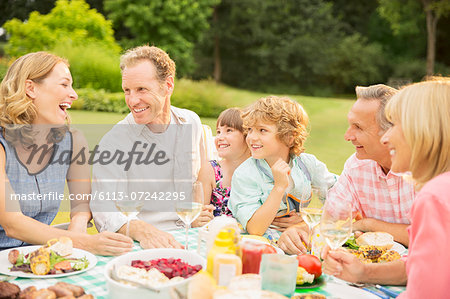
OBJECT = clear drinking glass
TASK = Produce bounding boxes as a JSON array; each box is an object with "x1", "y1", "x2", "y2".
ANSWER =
[
  {"x1": 300, "y1": 186, "x2": 325, "y2": 253},
  {"x1": 175, "y1": 181, "x2": 204, "y2": 250},
  {"x1": 260, "y1": 254, "x2": 298, "y2": 297},
  {"x1": 115, "y1": 199, "x2": 144, "y2": 237},
  {"x1": 320, "y1": 200, "x2": 352, "y2": 250}
]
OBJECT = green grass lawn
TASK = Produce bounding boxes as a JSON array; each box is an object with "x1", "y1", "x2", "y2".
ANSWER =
[{"x1": 56, "y1": 92, "x2": 355, "y2": 229}]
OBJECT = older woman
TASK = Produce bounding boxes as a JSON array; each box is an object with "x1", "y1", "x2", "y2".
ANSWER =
[
  {"x1": 0, "y1": 51, "x2": 133, "y2": 255},
  {"x1": 322, "y1": 77, "x2": 450, "y2": 298}
]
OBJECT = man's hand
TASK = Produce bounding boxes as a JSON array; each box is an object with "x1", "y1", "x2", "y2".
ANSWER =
[
  {"x1": 87, "y1": 231, "x2": 134, "y2": 256},
  {"x1": 277, "y1": 223, "x2": 309, "y2": 254},
  {"x1": 271, "y1": 159, "x2": 290, "y2": 190},
  {"x1": 121, "y1": 220, "x2": 183, "y2": 249},
  {"x1": 321, "y1": 246, "x2": 366, "y2": 283},
  {"x1": 139, "y1": 228, "x2": 183, "y2": 249},
  {"x1": 271, "y1": 211, "x2": 304, "y2": 231},
  {"x1": 192, "y1": 204, "x2": 215, "y2": 228}
]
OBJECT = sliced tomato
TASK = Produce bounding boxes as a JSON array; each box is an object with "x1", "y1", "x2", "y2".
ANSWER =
[
  {"x1": 53, "y1": 260, "x2": 72, "y2": 271},
  {"x1": 296, "y1": 254, "x2": 322, "y2": 279}
]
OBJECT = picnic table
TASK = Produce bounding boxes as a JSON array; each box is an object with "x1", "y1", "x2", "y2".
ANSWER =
[{"x1": 0, "y1": 228, "x2": 406, "y2": 298}]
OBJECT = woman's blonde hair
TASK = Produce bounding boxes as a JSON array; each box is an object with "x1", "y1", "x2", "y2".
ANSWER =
[
  {"x1": 242, "y1": 96, "x2": 309, "y2": 155},
  {"x1": 0, "y1": 52, "x2": 69, "y2": 145},
  {"x1": 385, "y1": 77, "x2": 450, "y2": 189}
]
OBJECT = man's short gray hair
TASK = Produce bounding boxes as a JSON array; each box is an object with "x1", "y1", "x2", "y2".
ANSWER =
[
  {"x1": 355, "y1": 84, "x2": 398, "y2": 132},
  {"x1": 120, "y1": 45, "x2": 176, "y2": 82}
]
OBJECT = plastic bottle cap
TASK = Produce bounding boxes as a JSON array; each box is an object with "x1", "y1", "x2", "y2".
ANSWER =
[{"x1": 214, "y1": 229, "x2": 235, "y2": 247}]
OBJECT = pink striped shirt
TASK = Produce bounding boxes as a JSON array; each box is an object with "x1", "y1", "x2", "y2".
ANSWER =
[{"x1": 328, "y1": 154, "x2": 415, "y2": 224}]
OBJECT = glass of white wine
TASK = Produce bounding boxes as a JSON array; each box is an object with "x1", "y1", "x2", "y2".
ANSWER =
[
  {"x1": 300, "y1": 186, "x2": 325, "y2": 253},
  {"x1": 175, "y1": 181, "x2": 204, "y2": 250},
  {"x1": 320, "y1": 200, "x2": 352, "y2": 250},
  {"x1": 115, "y1": 199, "x2": 144, "y2": 237}
]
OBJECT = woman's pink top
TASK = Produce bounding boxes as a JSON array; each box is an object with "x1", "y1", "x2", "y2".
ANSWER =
[{"x1": 399, "y1": 171, "x2": 450, "y2": 299}]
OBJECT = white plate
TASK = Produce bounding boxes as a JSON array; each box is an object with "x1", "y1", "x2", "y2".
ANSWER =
[
  {"x1": 0, "y1": 246, "x2": 97, "y2": 278},
  {"x1": 241, "y1": 236, "x2": 284, "y2": 254},
  {"x1": 325, "y1": 282, "x2": 379, "y2": 299},
  {"x1": 392, "y1": 242, "x2": 407, "y2": 255}
]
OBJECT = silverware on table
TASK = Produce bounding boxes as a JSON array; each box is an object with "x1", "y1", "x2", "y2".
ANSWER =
[{"x1": 347, "y1": 282, "x2": 399, "y2": 298}]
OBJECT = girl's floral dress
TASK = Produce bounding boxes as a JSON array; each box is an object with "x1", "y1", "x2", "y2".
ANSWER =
[{"x1": 209, "y1": 160, "x2": 233, "y2": 216}]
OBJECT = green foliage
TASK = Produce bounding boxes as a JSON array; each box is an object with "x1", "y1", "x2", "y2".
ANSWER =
[
  {"x1": 104, "y1": 0, "x2": 219, "y2": 76},
  {"x1": 171, "y1": 79, "x2": 228, "y2": 117},
  {"x1": 0, "y1": 58, "x2": 9, "y2": 82},
  {"x1": 51, "y1": 42, "x2": 122, "y2": 92},
  {"x1": 391, "y1": 59, "x2": 427, "y2": 82},
  {"x1": 73, "y1": 79, "x2": 228, "y2": 118},
  {"x1": 75, "y1": 88, "x2": 128, "y2": 114},
  {"x1": 3, "y1": 0, "x2": 120, "y2": 57},
  {"x1": 378, "y1": 0, "x2": 424, "y2": 36},
  {"x1": 195, "y1": 0, "x2": 386, "y2": 93},
  {"x1": 326, "y1": 34, "x2": 386, "y2": 90}
]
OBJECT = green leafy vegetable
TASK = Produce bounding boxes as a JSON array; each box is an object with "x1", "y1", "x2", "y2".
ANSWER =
[
  {"x1": 344, "y1": 235, "x2": 360, "y2": 250},
  {"x1": 72, "y1": 257, "x2": 89, "y2": 271},
  {"x1": 49, "y1": 251, "x2": 67, "y2": 268},
  {"x1": 15, "y1": 253, "x2": 26, "y2": 266}
]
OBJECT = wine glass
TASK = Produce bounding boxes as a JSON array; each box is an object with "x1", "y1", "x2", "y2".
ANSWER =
[
  {"x1": 115, "y1": 199, "x2": 144, "y2": 237},
  {"x1": 320, "y1": 199, "x2": 352, "y2": 282},
  {"x1": 320, "y1": 199, "x2": 352, "y2": 251},
  {"x1": 299, "y1": 186, "x2": 325, "y2": 253},
  {"x1": 175, "y1": 181, "x2": 204, "y2": 250}
]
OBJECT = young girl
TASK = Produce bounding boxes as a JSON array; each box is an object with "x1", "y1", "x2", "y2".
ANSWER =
[
  {"x1": 322, "y1": 78, "x2": 450, "y2": 298},
  {"x1": 229, "y1": 96, "x2": 337, "y2": 237},
  {"x1": 198, "y1": 108, "x2": 250, "y2": 217}
]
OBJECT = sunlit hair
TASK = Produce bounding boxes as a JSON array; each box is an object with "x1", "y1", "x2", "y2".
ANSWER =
[
  {"x1": 120, "y1": 45, "x2": 176, "y2": 83},
  {"x1": 0, "y1": 52, "x2": 69, "y2": 145},
  {"x1": 242, "y1": 96, "x2": 309, "y2": 155},
  {"x1": 356, "y1": 84, "x2": 397, "y2": 133},
  {"x1": 385, "y1": 77, "x2": 450, "y2": 189},
  {"x1": 217, "y1": 108, "x2": 245, "y2": 136}
]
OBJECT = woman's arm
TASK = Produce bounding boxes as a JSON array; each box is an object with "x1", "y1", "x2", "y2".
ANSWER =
[
  {"x1": 0, "y1": 144, "x2": 133, "y2": 255},
  {"x1": 67, "y1": 129, "x2": 92, "y2": 233}
]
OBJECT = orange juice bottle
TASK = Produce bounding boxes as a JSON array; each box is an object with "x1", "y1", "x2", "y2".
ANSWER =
[{"x1": 206, "y1": 228, "x2": 237, "y2": 275}]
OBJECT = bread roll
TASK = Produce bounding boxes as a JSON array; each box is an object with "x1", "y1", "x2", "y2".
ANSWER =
[
  {"x1": 356, "y1": 232, "x2": 394, "y2": 250},
  {"x1": 47, "y1": 237, "x2": 73, "y2": 257}
]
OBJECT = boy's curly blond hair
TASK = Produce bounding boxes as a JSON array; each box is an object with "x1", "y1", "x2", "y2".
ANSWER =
[{"x1": 242, "y1": 96, "x2": 309, "y2": 155}]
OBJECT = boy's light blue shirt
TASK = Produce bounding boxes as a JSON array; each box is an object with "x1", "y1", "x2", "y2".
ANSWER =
[{"x1": 229, "y1": 153, "x2": 338, "y2": 232}]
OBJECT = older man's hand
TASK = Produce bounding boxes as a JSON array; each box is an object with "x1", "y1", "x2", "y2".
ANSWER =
[
  {"x1": 277, "y1": 223, "x2": 309, "y2": 254},
  {"x1": 121, "y1": 220, "x2": 183, "y2": 249},
  {"x1": 139, "y1": 229, "x2": 183, "y2": 249}
]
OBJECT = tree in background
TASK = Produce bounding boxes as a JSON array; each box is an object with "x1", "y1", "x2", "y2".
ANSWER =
[
  {"x1": 3, "y1": 0, "x2": 120, "y2": 57},
  {"x1": 194, "y1": 0, "x2": 385, "y2": 94},
  {"x1": 104, "y1": 0, "x2": 219, "y2": 76},
  {"x1": 379, "y1": 0, "x2": 450, "y2": 76}
]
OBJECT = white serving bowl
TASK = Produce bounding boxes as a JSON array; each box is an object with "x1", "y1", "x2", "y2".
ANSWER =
[{"x1": 104, "y1": 248, "x2": 206, "y2": 299}]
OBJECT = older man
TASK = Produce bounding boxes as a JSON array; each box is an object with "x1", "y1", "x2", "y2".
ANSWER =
[
  {"x1": 278, "y1": 84, "x2": 415, "y2": 254},
  {"x1": 90, "y1": 46, "x2": 212, "y2": 249}
]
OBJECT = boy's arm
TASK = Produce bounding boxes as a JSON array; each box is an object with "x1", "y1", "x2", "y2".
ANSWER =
[
  {"x1": 247, "y1": 159, "x2": 290, "y2": 235},
  {"x1": 246, "y1": 185, "x2": 285, "y2": 235}
]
